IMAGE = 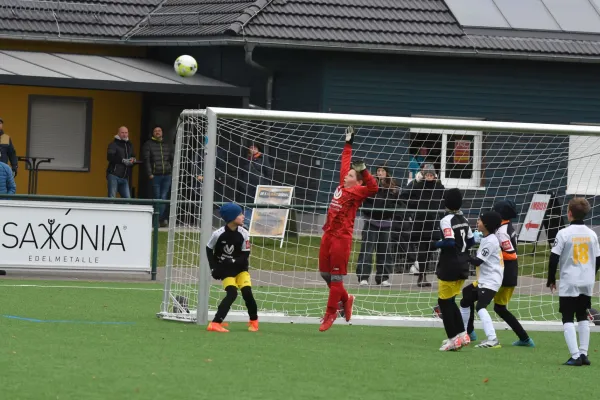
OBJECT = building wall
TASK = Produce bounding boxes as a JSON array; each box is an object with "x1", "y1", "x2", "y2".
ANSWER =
[
  {"x1": 315, "y1": 53, "x2": 599, "y2": 224},
  {"x1": 0, "y1": 85, "x2": 142, "y2": 197}
]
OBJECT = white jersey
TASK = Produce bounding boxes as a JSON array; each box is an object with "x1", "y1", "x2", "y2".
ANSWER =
[
  {"x1": 476, "y1": 234, "x2": 504, "y2": 292},
  {"x1": 551, "y1": 224, "x2": 600, "y2": 297}
]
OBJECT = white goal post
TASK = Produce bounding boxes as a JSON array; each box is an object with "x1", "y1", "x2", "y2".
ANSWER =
[{"x1": 158, "y1": 107, "x2": 600, "y2": 332}]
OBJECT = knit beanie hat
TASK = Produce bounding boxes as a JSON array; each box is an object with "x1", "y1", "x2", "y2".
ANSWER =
[
  {"x1": 220, "y1": 202, "x2": 242, "y2": 223},
  {"x1": 422, "y1": 163, "x2": 436, "y2": 177},
  {"x1": 443, "y1": 188, "x2": 463, "y2": 211},
  {"x1": 480, "y1": 211, "x2": 503, "y2": 233},
  {"x1": 493, "y1": 200, "x2": 518, "y2": 220}
]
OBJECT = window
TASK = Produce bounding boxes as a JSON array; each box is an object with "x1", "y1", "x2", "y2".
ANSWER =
[
  {"x1": 567, "y1": 123, "x2": 600, "y2": 196},
  {"x1": 27, "y1": 95, "x2": 92, "y2": 171},
  {"x1": 409, "y1": 118, "x2": 484, "y2": 190}
]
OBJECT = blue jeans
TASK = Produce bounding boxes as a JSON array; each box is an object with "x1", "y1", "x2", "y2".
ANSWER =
[
  {"x1": 107, "y1": 174, "x2": 130, "y2": 198},
  {"x1": 152, "y1": 175, "x2": 172, "y2": 221}
]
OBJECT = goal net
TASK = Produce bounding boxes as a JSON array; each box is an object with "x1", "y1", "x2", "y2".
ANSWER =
[{"x1": 158, "y1": 107, "x2": 600, "y2": 331}]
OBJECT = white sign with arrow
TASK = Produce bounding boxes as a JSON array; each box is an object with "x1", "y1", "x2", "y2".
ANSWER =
[{"x1": 518, "y1": 193, "x2": 552, "y2": 242}]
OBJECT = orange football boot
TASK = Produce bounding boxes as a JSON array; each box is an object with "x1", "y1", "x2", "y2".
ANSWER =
[
  {"x1": 206, "y1": 322, "x2": 229, "y2": 332},
  {"x1": 319, "y1": 313, "x2": 337, "y2": 332},
  {"x1": 248, "y1": 320, "x2": 259, "y2": 332}
]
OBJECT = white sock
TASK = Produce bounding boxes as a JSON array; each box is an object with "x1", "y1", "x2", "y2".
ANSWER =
[
  {"x1": 460, "y1": 306, "x2": 471, "y2": 332},
  {"x1": 578, "y1": 320, "x2": 590, "y2": 356},
  {"x1": 563, "y1": 322, "x2": 580, "y2": 359},
  {"x1": 477, "y1": 308, "x2": 496, "y2": 341}
]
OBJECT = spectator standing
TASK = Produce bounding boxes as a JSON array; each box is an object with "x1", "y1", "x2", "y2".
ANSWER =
[
  {"x1": 106, "y1": 126, "x2": 135, "y2": 198},
  {"x1": 142, "y1": 126, "x2": 174, "y2": 227},
  {"x1": 356, "y1": 165, "x2": 401, "y2": 287},
  {"x1": 238, "y1": 143, "x2": 272, "y2": 227},
  {"x1": 408, "y1": 147, "x2": 428, "y2": 183},
  {"x1": 400, "y1": 163, "x2": 446, "y2": 287},
  {"x1": 0, "y1": 161, "x2": 16, "y2": 194},
  {"x1": 0, "y1": 118, "x2": 18, "y2": 177}
]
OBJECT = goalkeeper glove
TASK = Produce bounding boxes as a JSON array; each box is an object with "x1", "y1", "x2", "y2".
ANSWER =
[
  {"x1": 210, "y1": 267, "x2": 223, "y2": 280},
  {"x1": 345, "y1": 126, "x2": 355, "y2": 145},
  {"x1": 352, "y1": 159, "x2": 366, "y2": 172}
]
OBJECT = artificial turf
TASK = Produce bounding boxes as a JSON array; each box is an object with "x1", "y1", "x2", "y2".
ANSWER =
[{"x1": 0, "y1": 279, "x2": 597, "y2": 400}]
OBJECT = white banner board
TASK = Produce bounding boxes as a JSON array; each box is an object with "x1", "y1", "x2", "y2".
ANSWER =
[
  {"x1": 518, "y1": 193, "x2": 551, "y2": 242},
  {"x1": 0, "y1": 200, "x2": 153, "y2": 272}
]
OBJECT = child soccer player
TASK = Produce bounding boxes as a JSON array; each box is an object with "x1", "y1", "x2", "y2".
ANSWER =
[
  {"x1": 434, "y1": 188, "x2": 475, "y2": 351},
  {"x1": 318, "y1": 126, "x2": 378, "y2": 332},
  {"x1": 466, "y1": 200, "x2": 534, "y2": 347},
  {"x1": 459, "y1": 211, "x2": 504, "y2": 349},
  {"x1": 547, "y1": 197, "x2": 600, "y2": 366},
  {"x1": 205, "y1": 202, "x2": 259, "y2": 333}
]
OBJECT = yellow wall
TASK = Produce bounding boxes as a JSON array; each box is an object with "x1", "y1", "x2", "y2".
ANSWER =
[{"x1": 0, "y1": 85, "x2": 142, "y2": 197}]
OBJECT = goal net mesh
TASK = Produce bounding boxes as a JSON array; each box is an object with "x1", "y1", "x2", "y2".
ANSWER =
[{"x1": 158, "y1": 109, "x2": 600, "y2": 327}]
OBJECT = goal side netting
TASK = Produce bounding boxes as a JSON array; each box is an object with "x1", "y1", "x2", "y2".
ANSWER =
[{"x1": 157, "y1": 107, "x2": 600, "y2": 331}]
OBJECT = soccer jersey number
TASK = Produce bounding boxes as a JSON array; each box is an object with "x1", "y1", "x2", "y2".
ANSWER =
[{"x1": 573, "y1": 243, "x2": 590, "y2": 265}]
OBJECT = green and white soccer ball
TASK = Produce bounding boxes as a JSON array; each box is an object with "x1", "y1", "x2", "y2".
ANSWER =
[{"x1": 174, "y1": 55, "x2": 198, "y2": 77}]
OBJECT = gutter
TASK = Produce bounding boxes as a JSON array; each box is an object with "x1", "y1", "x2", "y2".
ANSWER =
[
  {"x1": 3, "y1": 32, "x2": 600, "y2": 65},
  {"x1": 244, "y1": 43, "x2": 273, "y2": 110}
]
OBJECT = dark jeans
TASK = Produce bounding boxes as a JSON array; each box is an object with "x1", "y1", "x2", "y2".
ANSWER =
[
  {"x1": 356, "y1": 222, "x2": 395, "y2": 284},
  {"x1": 152, "y1": 174, "x2": 172, "y2": 221},
  {"x1": 390, "y1": 220, "x2": 418, "y2": 272},
  {"x1": 107, "y1": 174, "x2": 130, "y2": 198}
]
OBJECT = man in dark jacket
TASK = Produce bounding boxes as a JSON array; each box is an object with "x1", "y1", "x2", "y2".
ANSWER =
[
  {"x1": 0, "y1": 118, "x2": 18, "y2": 177},
  {"x1": 142, "y1": 126, "x2": 174, "y2": 226},
  {"x1": 400, "y1": 163, "x2": 446, "y2": 287},
  {"x1": 106, "y1": 126, "x2": 136, "y2": 198}
]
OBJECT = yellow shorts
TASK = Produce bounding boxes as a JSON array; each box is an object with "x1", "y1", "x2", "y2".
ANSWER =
[
  {"x1": 438, "y1": 279, "x2": 465, "y2": 300},
  {"x1": 222, "y1": 271, "x2": 252, "y2": 290},
  {"x1": 494, "y1": 286, "x2": 515, "y2": 306}
]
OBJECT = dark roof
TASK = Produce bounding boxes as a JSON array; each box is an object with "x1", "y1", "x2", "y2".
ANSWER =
[
  {"x1": 236, "y1": 0, "x2": 470, "y2": 48},
  {"x1": 0, "y1": 50, "x2": 248, "y2": 96},
  {"x1": 126, "y1": 0, "x2": 258, "y2": 39},
  {"x1": 3, "y1": 0, "x2": 600, "y2": 60},
  {"x1": 0, "y1": 0, "x2": 163, "y2": 39}
]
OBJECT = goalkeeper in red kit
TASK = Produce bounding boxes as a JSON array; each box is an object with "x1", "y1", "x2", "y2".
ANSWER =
[{"x1": 319, "y1": 126, "x2": 379, "y2": 332}]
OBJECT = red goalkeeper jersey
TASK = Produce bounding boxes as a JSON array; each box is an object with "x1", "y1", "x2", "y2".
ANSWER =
[{"x1": 322, "y1": 144, "x2": 378, "y2": 238}]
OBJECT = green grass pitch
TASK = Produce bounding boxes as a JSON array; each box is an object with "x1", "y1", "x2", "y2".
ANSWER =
[{"x1": 0, "y1": 279, "x2": 597, "y2": 400}]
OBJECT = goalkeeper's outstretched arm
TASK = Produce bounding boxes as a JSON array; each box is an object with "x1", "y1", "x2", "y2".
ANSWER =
[{"x1": 339, "y1": 126, "x2": 355, "y2": 186}]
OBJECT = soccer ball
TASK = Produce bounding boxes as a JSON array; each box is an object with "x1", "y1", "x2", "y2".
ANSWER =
[{"x1": 174, "y1": 55, "x2": 197, "y2": 77}]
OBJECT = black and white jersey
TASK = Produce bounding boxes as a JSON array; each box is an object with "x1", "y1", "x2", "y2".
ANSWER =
[
  {"x1": 475, "y1": 234, "x2": 504, "y2": 292},
  {"x1": 206, "y1": 225, "x2": 251, "y2": 277},
  {"x1": 436, "y1": 212, "x2": 473, "y2": 281}
]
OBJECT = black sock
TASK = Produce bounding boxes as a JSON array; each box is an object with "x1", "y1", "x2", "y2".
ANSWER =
[
  {"x1": 241, "y1": 286, "x2": 258, "y2": 321},
  {"x1": 468, "y1": 305, "x2": 475, "y2": 333},
  {"x1": 438, "y1": 298, "x2": 456, "y2": 339},
  {"x1": 494, "y1": 304, "x2": 529, "y2": 341},
  {"x1": 213, "y1": 286, "x2": 238, "y2": 323}
]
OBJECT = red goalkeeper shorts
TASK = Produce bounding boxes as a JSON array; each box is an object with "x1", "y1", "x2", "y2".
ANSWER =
[{"x1": 319, "y1": 233, "x2": 352, "y2": 275}]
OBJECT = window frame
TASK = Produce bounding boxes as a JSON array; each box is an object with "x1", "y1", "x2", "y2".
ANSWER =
[
  {"x1": 409, "y1": 115, "x2": 486, "y2": 191},
  {"x1": 26, "y1": 95, "x2": 93, "y2": 172},
  {"x1": 567, "y1": 122, "x2": 600, "y2": 196}
]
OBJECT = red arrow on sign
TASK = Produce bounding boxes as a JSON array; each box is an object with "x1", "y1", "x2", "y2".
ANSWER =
[{"x1": 525, "y1": 221, "x2": 540, "y2": 230}]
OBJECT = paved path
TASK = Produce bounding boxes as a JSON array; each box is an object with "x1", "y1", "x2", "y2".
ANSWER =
[{"x1": 1, "y1": 268, "x2": 576, "y2": 296}]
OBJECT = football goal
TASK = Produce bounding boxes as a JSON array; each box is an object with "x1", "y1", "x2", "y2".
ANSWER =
[{"x1": 157, "y1": 107, "x2": 600, "y2": 331}]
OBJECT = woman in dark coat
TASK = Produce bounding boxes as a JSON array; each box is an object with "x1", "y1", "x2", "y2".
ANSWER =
[{"x1": 400, "y1": 163, "x2": 446, "y2": 288}]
